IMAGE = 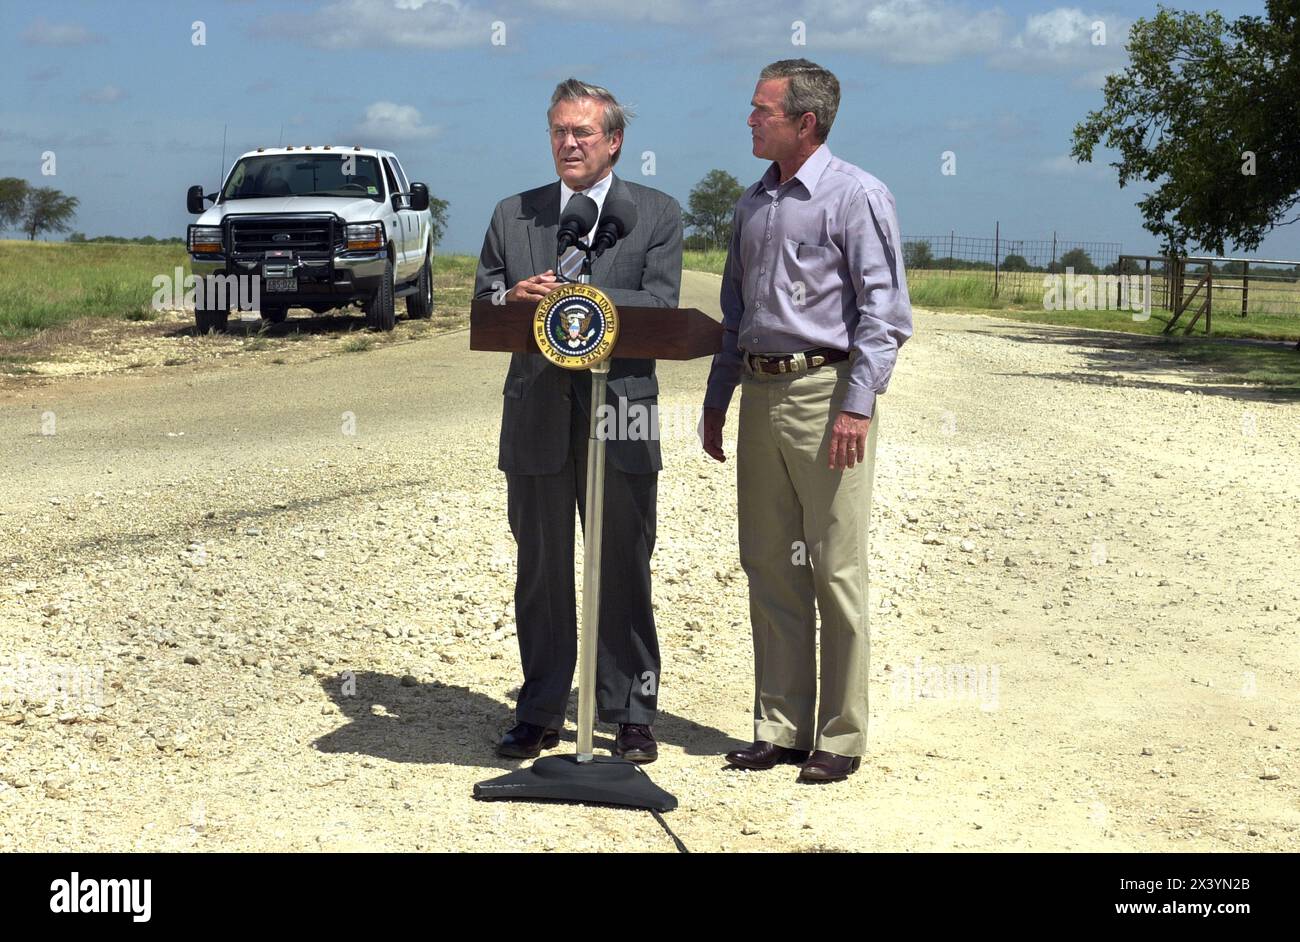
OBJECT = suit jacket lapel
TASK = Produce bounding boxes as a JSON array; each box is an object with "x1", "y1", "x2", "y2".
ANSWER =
[
  {"x1": 591, "y1": 174, "x2": 627, "y2": 283},
  {"x1": 524, "y1": 182, "x2": 561, "y2": 277}
]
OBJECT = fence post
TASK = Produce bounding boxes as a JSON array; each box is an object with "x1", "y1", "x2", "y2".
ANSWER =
[
  {"x1": 1241, "y1": 261, "x2": 1250, "y2": 317},
  {"x1": 1206, "y1": 265, "x2": 1212, "y2": 334},
  {"x1": 994, "y1": 221, "x2": 1000, "y2": 299},
  {"x1": 948, "y1": 230, "x2": 953, "y2": 277},
  {"x1": 1051, "y1": 231, "x2": 1057, "y2": 273}
]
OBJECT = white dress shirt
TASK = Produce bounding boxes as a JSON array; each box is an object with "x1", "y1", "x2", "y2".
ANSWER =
[{"x1": 559, "y1": 170, "x2": 613, "y2": 245}]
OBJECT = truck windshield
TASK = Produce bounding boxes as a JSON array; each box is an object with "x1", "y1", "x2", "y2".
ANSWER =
[{"x1": 221, "y1": 154, "x2": 385, "y2": 202}]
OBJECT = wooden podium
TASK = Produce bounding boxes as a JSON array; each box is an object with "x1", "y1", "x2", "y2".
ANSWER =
[
  {"x1": 470, "y1": 298, "x2": 722, "y2": 359},
  {"x1": 470, "y1": 293, "x2": 721, "y2": 811}
]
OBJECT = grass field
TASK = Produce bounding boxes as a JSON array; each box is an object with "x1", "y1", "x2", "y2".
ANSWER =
[
  {"x1": 0, "y1": 240, "x2": 478, "y2": 338},
  {"x1": 0, "y1": 240, "x2": 185, "y2": 337}
]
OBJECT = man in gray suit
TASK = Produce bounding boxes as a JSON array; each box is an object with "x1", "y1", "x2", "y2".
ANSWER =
[{"x1": 473, "y1": 78, "x2": 683, "y2": 763}]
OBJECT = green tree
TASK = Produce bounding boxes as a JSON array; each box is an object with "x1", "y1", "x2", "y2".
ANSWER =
[
  {"x1": 904, "y1": 240, "x2": 934, "y2": 270},
  {"x1": 0, "y1": 177, "x2": 30, "y2": 233},
  {"x1": 428, "y1": 194, "x2": 449, "y2": 246},
  {"x1": 21, "y1": 187, "x2": 79, "y2": 241},
  {"x1": 1103, "y1": 257, "x2": 1143, "y2": 275},
  {"x1": 1002, "y1": 253, "x2": 1031, "y2": 272},
  {"x1": 1060, "y1": 248, "x2": 1097, "y2": 274},
  {"x1": 683, "y1": 169, "x2": 744, "y2": 247},
  {"x1": 1071, "y1": 1, "x2": 1300, "y2": 254}
]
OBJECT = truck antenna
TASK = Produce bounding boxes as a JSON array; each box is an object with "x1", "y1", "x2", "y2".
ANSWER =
[{"x1": 219, "y1": 123, "x2": 227, "y2": 189}]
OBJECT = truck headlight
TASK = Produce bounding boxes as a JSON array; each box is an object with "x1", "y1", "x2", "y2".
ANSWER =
[
  {"x1": 188, "y1": 226, "x2": 223, "y2": 253},
  {"x1": 345, "y1": 223, "x2": 384, "y2": 251}
]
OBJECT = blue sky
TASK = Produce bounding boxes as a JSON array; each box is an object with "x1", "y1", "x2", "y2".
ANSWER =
[{"x1": 1, "y1": 0, "x2": 1294, "y2": 260}]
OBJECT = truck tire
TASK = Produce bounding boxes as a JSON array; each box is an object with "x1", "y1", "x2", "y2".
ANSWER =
[
  {"x1": 406, "y1": 253, "x2": 433, "y2": 319},
  {"x1": 195, "y1": 305, "x2": 229, "y2": 334},
  {"x1": 367, "y1": 256, "x2": 396, "y2": 332},
  {"x1": 261, "y1": 305, "x2": 288, "y2": 323}
]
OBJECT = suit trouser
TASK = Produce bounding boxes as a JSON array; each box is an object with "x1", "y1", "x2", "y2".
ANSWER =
[
  {"x1": 736, "y1": 358, "x2": 879, "y2": 757},
  {"x1": 505, "y1": 395, "x2": 660, "y2": 729}
]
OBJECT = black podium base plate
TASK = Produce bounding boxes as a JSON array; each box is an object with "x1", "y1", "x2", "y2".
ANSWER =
[{"x1": 473, "y1": 754, "x2": 677, "y2": 812}]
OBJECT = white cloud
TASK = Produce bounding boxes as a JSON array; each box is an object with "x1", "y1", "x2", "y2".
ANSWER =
[
  {"x1": 527, "y1": 0, "x2": 1007, "y2": 65},
  {"x1": 821, "y1": 0, "x2": 1008, "y2": 65},
  {"x1": 992, "y1": 8, "x2": 1132, "y2": 75},
  {"x1": 252, "y1": 0, "x2": 493, "y2": 49},
  {"x1": 353, "y1": 102, "x2": 440, "y2": 141},
  {"x1": 22, "y1": 17, "x2": 104, "y2": 46},
  {"x1": 82, "y1": 85, "x2": 126, "y2": 105}
]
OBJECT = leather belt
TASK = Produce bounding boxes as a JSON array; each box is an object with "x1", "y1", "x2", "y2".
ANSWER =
[{"x1": 745, "y1": 347, "x2": 849, "y2": 375}]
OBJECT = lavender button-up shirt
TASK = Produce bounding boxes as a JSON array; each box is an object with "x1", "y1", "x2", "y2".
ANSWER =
[{"x1": 703, "y1": 143, "x2": 913, "y2": 418}]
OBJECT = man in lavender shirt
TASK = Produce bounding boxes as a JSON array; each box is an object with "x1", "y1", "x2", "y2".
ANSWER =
[{"x1": 701, "y1": 59, "x2": 913, "y2": 783}]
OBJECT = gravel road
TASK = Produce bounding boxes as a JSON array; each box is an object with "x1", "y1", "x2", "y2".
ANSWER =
[{"x1": 1, "y1": 271, "x2": 1297, "y2": 852}]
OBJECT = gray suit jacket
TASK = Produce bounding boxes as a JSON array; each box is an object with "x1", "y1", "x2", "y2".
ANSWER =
[{"x1": 474, "y1": 173, "x2": 683, "y2": 475}]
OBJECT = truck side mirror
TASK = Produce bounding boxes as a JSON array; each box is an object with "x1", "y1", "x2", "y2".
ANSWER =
[
  {"x1": 187, "y1": 185, "x2": 208, "y2": 214},
  {"x1": 409, "y1": 183, "x2": 430, "y2": 212}
]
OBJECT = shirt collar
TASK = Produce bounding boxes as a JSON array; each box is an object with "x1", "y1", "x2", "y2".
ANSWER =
[
  {"x1": 760, "y1": 143, "x2": 832, "y2": 197},
  {"x1": 560, "y1": 170, "x2": 614, "y2": 209}
]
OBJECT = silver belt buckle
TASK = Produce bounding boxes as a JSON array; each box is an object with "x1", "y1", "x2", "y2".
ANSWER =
[{"x1": 790, "y1": 352, "x2": 807, "y2": 374}]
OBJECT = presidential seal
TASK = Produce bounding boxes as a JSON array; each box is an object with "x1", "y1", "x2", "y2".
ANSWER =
[{"x1": 533, "y1": 283, "x2": 619, "y2": 370}]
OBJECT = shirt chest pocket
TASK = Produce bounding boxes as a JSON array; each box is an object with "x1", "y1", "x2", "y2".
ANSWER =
[
  {"x1": 776, "y1": 236, "x2": 838, "y2": 300},
  {"x1": 787, "y1": 237, "x2": 836, "y2": 260}
]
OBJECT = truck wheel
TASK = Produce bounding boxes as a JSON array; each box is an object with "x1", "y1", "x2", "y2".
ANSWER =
[
  {"x1": 406, "y1": 253, "x2": 433, "y2": 319},
  {"x1": 261, "y1": 305, "x2": 288, "y2": 324},
  {"x1": 367, "y1": 256, "x2": 396, "y2": 331},
  {"x1": 195, "y1": 306, "x2": 229, "y2": 334}
]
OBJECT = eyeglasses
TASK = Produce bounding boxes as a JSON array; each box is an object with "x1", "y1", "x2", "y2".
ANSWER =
[{"x1": 549, "y1": 126, "x2": 607, "y2": 144}]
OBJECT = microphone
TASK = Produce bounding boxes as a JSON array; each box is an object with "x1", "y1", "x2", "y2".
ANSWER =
[
  {"x1": 557, "y1": 193, "x2": 599, "y2": 253},
  {"x1": 591, "y1": 198, "x2": 637, "y2": 257}
]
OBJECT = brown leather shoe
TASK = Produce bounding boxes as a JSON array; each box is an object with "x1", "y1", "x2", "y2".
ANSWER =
[
  {"x1": 497, "y1": 721, "x2": 560, "y2": 759},
  {"x1": 725, "y1": 740, "x2": 811, "y2": 770},
  {"x1": 798, "y1": 750, "x2": 862, "y2": 782},
  {"x1": 614, "y1": 724, "x2": 658, "y2": 764}
]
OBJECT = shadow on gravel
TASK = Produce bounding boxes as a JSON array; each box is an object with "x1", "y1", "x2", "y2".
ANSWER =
[
  {"x1": 962, "y1": 322, "x2": 1300, "y2": 403},
  {"x1": 171, "y1": 312, "x2": 374, "y2": 339},
  {"x1": 312, "y1": 671, "x2": 744, "y2": 768}
]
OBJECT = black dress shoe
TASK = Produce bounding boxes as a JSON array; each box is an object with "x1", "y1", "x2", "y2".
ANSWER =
[
  {"x1": 497, "y1": 721, "x2": 560, "y2": 759},
  {"x1": 614, "y1": 724, "x2": 658, "y2": 764},
  {"x1": 798, "y1": 750, "x2": 862, "y2": 782},
  {"x1": 725, "y1": 740, "x2": 811, "y2": 770}
]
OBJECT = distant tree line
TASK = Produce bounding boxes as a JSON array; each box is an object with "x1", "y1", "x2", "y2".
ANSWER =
[
  {"x1": 904, "y1": 240, "x2": 1300, "y2": 281},
  {"x1": 65, "y1": 233, "x2": 184, "y2": 245}
]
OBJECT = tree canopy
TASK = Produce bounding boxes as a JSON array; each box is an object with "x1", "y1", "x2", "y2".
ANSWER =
[{"x1": 1071, "y1": 1, "x2": 1300, "y2": 254}]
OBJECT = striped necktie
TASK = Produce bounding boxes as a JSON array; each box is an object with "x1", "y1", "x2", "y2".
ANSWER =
[{"x1": 558, "y1": 243, "x2": 586, "y2": 282}]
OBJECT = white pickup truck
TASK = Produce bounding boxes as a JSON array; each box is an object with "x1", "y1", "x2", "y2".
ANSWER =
[{"x1": 186, "y1": 145, "x2": 434, "y2": 332}]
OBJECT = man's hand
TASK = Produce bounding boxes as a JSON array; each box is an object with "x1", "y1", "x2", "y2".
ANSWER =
[
  {"x1": 701, "y1": 406, "x2": 727, "y2": 462},
  {"x1": 828, "y1": 410, "x2": 871, "y2": 470},
  {"x1": 506, "y1": 270, "x2": 562, "y2": 302}
]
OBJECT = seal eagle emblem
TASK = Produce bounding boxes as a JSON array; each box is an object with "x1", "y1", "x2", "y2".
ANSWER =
[{"x1": 533, "y1": 283, "x2": 619, "y2": 369}]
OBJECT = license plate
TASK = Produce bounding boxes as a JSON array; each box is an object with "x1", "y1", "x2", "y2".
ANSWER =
[{"x1": 266, "y1": 278, "x2": 297, "y2": 292}]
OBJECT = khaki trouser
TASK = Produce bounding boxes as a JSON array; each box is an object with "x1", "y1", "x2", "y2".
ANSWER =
[{"x1": 736, "y1": 357, "x2": 878, "y2": 757}]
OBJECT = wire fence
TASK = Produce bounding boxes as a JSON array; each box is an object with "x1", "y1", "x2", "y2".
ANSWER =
[{"x1": 902, "y1": 230, "x2": 1123, "y2": 296}]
